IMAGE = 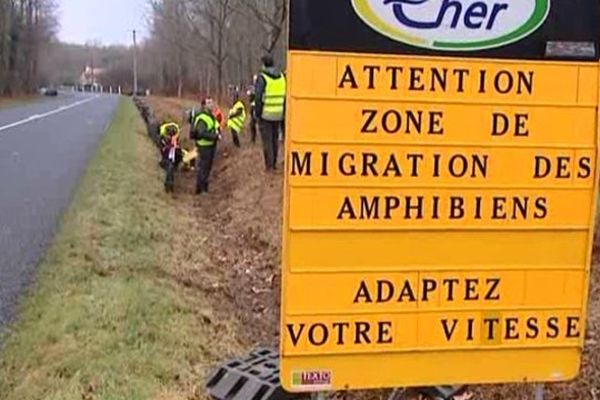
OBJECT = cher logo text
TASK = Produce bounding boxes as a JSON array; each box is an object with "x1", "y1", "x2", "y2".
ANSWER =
[{"x1": 352, "y1": 0, "x2": 551, "y2": 51}]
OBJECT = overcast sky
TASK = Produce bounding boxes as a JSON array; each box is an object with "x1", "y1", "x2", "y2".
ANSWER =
[{"x1": 57, "y1": 0, "x2": 149, "y2": 46}]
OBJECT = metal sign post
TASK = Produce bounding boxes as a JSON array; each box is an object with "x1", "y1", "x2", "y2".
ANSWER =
[
  {"x1": 534, "y1": 384, "x2": 544, "y2": 400},
  {"x1": 388, "y1": 389, "x2": 407, "y2": 400}
]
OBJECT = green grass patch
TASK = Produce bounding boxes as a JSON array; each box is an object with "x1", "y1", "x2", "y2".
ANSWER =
[{"x1": 0, "y1": 99, "x2": 234, "y2": 400}]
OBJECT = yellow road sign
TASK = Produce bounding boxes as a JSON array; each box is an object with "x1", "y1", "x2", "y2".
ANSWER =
[
  {"x1": 290, "y1": 99, "x2": 598, "y2": 147},
  {"x1": 281, "y1": 0, "x2": 600, "y2": 392}
]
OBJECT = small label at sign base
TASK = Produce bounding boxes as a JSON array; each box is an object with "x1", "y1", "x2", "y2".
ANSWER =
[{"x1": 291, "y1": 370, "x2": 333, "y2": 391}]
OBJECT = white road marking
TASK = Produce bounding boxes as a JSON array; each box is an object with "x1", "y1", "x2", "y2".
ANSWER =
[{"x1": 0, "y1": 96, "x2": 99, "y2": 134}]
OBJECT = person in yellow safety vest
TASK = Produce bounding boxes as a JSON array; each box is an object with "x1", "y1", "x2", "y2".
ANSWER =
[
  {"x1": 227, "y1": 92, "x2": 246, "y2": 148},
  {"x1": 189, "y1": 100, "x2": 222, "y2": 194},
  {"x1": 254, "y1": 54, "x2": 286, "y2": 171}
]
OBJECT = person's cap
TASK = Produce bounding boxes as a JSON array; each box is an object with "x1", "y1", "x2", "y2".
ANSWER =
[{"x1": 261, "y1": 54, "x2": 274, "y2": 67}]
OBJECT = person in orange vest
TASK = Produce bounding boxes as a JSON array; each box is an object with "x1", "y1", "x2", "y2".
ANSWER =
[
  {"x1": 213, "y1": 106, "x2": 225, "y2": 131},
  {"x1": 205, "y1": 97, "x2": 225, "y2": 133}
]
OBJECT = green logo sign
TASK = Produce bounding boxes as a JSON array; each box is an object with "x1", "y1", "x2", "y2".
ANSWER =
[{"x1": 352, "y1": 0, "x2": 551, "y2": 51}]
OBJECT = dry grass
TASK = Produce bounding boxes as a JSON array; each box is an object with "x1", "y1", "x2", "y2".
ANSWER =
[
  {"x1": 0, "y1": 95, "x2": 39, "y2": 109},
  {"x1": 144, "y1": 96, "x2": 283, "y2": 346}
]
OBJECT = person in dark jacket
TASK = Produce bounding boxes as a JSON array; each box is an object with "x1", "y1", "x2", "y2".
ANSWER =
[
  {"x1": 189, "y1": 101, "x2": 221, "y2": 194},
  {"x1": 247, "y1": 84, "x2": 258, "y2": 144},
  {"x1": 254, "y1": 55, "x2": 286, "y2": 170}
]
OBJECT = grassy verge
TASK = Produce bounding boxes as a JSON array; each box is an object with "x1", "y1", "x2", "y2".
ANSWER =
[
  {"x1": 0, "y1": 99, "x2": 241, "y2": 400},
  {"x1": 0, "y1": 95, "x2": 39, "y2": 109}
]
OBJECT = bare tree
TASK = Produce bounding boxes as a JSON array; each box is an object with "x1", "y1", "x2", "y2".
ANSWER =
[
  {"x1": 238, "y1": 0, "x2": 287, "y2": 55},
  {"x1": 149, "y1": 0, "x2": 192, "y2": 97},
  {"x1": 0, "y1": 0, "x2": 57, "y2": 95},
  {"x1": 133, "y1": 0, "x2": 289, "y2": 100},
  {"x1": 184, "y1": 0, "x2": 237, "y2": 101}
]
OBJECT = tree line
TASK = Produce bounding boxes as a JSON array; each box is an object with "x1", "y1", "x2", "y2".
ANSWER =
[
  {"x1": 140, "y1": 0, "x2": 288, "y2": 100},
  {"x1": 0, "y1": 0, "x2": 57, "y2": 95},
  {"x1": 0, "y1": 0, "x2": 288, "y2": 100},
  {"x1": 68, "y1": 0, "x2": 289, "y2": 100}
]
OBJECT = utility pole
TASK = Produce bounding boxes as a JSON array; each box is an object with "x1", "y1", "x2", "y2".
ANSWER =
[
  {"x1": 90, "y1": 45, "x2": 95, "y2": 91},
  {"x1": 132, "y1": 29, "x2": 138, "y2": 95}
]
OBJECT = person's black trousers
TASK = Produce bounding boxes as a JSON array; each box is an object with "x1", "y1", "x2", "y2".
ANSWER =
[
  {"x1": 196, "y1": 145, "x2": 217, "y2": 193},
  {"x1": 230, "y1": 128, "x2": 241, "y2": 148},
  {"x1": 259, "y1": 120, "x2": 280, "y2": 170},
  {"x1": 250, "y1": 107, "x2": 258, "y2": 143}
]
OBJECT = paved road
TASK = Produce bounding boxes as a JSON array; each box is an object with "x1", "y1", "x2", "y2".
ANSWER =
[{"x1": 0, "y1": 92, "x2": 120, "y2": 332}]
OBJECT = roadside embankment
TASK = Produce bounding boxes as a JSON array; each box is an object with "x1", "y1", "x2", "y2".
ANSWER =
[{"x1": 0, "y1": 98, "x2": 244, "y2": 400}]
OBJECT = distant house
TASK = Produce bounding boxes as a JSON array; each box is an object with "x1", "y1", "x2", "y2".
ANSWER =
[{"x1": 79, "y1": 65, "x2": 106, "y2": 88}]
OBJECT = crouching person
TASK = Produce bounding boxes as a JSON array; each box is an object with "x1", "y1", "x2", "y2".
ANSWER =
[{"x1": 159, "y1": 120, "x2": 183, "y2": 192}]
